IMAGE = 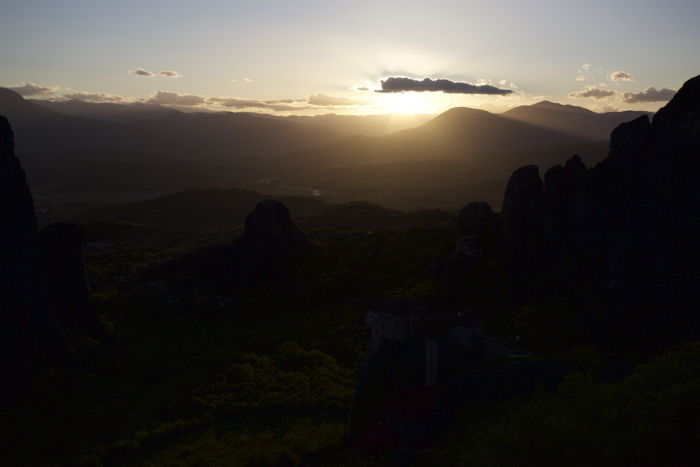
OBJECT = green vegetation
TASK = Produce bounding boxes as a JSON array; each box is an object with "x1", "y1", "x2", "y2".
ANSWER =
[
  {"x1": 425, "y1": 343, "x2": 700, "y2": 466},
  {"x1": 1, "y1": 197, "x2": 456, "y2": 466},
  {"x1": 5, "y1": 189, "x2": 699, "y2": 466}
]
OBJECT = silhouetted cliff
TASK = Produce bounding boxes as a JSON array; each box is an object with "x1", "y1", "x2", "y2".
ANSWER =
[
  {"x1": 40, "y1": 223, "x2": 115, "y2": 346},
  {"x1": 498, "y1": 74, "x2": 700, "y2": 351},
  {"x1": 0, "y1": 116, "x2": 73, "y2": 397}
]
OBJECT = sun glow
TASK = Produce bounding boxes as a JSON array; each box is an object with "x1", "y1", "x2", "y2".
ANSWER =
[{"x1": 382, "y1": 92, "x2": 438, "y2": 114}]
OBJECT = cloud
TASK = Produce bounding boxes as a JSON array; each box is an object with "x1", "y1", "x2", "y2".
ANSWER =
[
  {"x1": 147, "y1": 91, "x2": 206, "y2": 106},
  {"x1": 499, "y1": 79, "x2": 507, "y2": 85},
  {"x1": 622, "y1": 87, "x2": 676, "y2": 103},
  {"x1": 208, "y1": 93, "x2": 368, "y2": 111},
  {"x1": 610, "y1": 71, "x2": 634, "y2": 81},
  {"x1": 568, "y1": 86, "x2": 616, "y2": 99},
  {"x1": 131, "y1": 68, "x2": 155, "y2": 77},
  {"x1": 575, "y1": 75, "x2": 585, "y2": 81},
  {"x1": 208, "y1": 96, "x2": 310, "y2": 111},
  {"x1": 581, "y1": 63, "x2": 592, "y2": 71},
  {"x1": 160, "y1": 70, "x2": 181, "y2": 78},
  {"x1": 308, "y1": 93, "x2": 368, "y2": 106},
  {"x1": 7, "y1": 82, "x2": 57, "y2": 96},
  {"x1": 264, "y1": 98, "x2": 306, "y2": 104},
  {"x1": 62, "y1": 91, "x2": 124, "y2": 103},
  {"x1": 376, "y1": 76, "x2": 513, "y2": 95},
  {"x1": 244, "y1": 78, "x2": 253, "y2": 83}
]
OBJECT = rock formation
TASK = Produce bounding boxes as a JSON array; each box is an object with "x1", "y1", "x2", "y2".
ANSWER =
[
  {"x1": 498, "y1": 74, "x2": 700, "y2": 347},
  {"x1": 0, "y1": 116, "x2": 72, "y2": 397},
  {"x1": 229, "y1": 200, "x2": 308, "y2": 286},
  {"x1": 501, "y1": 165, "x2": 546, "y2": 279},
  {"x1": 443, "y1": 201, "x2": 496, "y2": 293},
  {"x1": 238, "y1": 200, "x2": 308, "y2": 254},
  {"x1": 144, "y1": 200, "x2": 308, "y2": 292},
  {"x1": 40, "y1": 223, "x2": 115, "y2": 346}
]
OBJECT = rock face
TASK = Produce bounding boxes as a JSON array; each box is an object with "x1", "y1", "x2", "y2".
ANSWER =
[
  {"x1": 443, "y1": 201, "x2": 496, "y2": 293},
  {"x1": 498, "y1": 74, "x2": 700, "y2": 346},
  {"x1": 144, "y1": 200, "x2": 308, "y2": 291},
  {"x1": 239, "y1": 200, "x2": 308, "y2": 253},
  {"x1": 502, "y1": 165, "x2": 543, "y2": 218},
  {"x1": 40, "y1": 223, "x2": 114, "y2": 346},
  {"x1": 0, "y1": 117, "x2": 72, "y2": 397},
  {"x1": 501, "y1": 165, "x2": 546, "y2": 276},
  {"x1": 230, "y1": 200, "x2": 308, "y2": 286},
  {"x1": 608, "y1": 115, "x2": 652, "y2": 162}
]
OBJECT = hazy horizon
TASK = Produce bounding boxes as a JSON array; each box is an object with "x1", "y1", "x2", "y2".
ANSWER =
[{"x1": 2, "y1": 0, "x2": 699, "y2": 116}]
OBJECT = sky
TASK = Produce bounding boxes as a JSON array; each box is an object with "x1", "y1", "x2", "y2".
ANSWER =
[{"x1": 1, "y1": 0, "x2": 699, "y2": 115}]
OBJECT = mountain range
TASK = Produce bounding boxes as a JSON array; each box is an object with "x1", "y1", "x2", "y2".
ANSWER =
[{"x1": 0, "y1": 87, "x2": 649, "y2": 207}]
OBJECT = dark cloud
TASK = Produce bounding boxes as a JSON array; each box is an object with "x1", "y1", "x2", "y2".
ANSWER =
[
  {"x1": 376, "y1": 76, "x2": 513, "y2": 95},
  {"x1": 159, "y1": 71, "x2": 181, "y2": 78},
  {"x1": 622, "y1": 87, "x2": 676, "y2": 103},
  {"x1": 131, "y1": 68, "x2": 155, "y2": 77},
  {"x1": 7, "y1": 82, "x2": 56, "y2": 96},
  {"x1": 148, "y1": 91, "x2": 206, "y2": 106},
  {"x1": 610, "y1": 70, "x2": 634, "y2": 81},
  {"x1": 62, "y1": 91, "x2": 124, "y2": 103},
  {"x1": 568, "y1": 86, "x2": 616, "y2": 99},
  {"x1": 307, "y1": 93, "x2": 368, "y2": 106}
]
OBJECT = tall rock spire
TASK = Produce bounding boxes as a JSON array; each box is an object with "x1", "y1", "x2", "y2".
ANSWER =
[{"x1": 0, "y1": 116, "x2": 72, "y2": 398}]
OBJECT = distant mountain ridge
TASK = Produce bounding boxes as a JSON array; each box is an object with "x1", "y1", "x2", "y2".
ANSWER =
[
  {"x1": 0, "y1": 87, "x2": 654, "y2": 204},
  {"x1": 281, "y1": 101, "x2": 641, "y2": 170},
  {"x1": 502, "y1": 100, "x2": 651, "y2": 141}
]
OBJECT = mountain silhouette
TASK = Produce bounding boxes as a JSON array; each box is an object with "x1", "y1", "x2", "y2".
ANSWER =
[
  {"x1": 502, "y1": 100, "x2": 651, "y2": 141},
  {"x1": 282, "y1": 104, "x2": 636, "y2": 170}
]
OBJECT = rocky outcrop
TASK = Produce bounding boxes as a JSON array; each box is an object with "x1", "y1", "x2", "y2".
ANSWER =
[
  {"x1": 542, "y1": 155, "x2": 590, "y2": 252},
  {"x1": 238, "y1": 200, "x2": 308, "y2": 253},
  {"x1": 498, "y1": 74, "x2": 700, "y2": 347},
  {"x1": 443, "y1": 201, "x2": 496, "y2": 293},
  {"x1": 608, "y1": 115, "x2": 652, "y2": 162},
  {"x1": 456, "y1": 201, "x2": 494, "y2": 238},
  {"x1": 0, "y1": 116, "x2": 72, "y2": 397},
  {"x1": 652, "y1": 75, "x2": 700, "y2": 155},
  {"x1": 501, "y1": 165, "x2": 547, "y2": 278},
  {"x1": 501, "y1": 165, "x2": 543, "y2": 218},
  {"x1": 143, "y1": 200, "x2": 308, "y2": 292},
  {"x1": 40, "y1": 223, "x2": 115, "y2": 346},
  {"x1": 229, "y1": 200, "x2": 308, "y2": 286}
]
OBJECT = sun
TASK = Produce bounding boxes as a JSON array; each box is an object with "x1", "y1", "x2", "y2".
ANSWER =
[{"x1": 382, "y1": 92, "x2": 435, "y2": 114}]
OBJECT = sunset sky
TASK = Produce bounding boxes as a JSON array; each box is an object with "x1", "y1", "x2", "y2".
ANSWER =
[{"x1": 2, "y1": 0, "x2": 699, "y2": 115}]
